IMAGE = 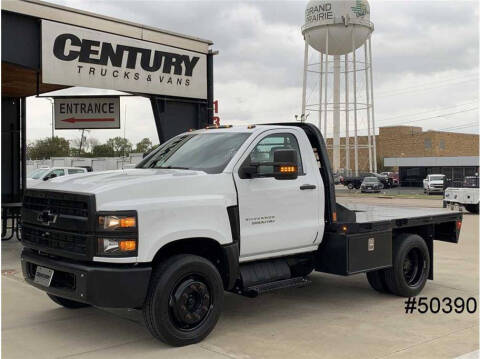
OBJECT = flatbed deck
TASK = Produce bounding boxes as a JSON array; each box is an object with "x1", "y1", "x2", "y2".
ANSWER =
[{"x1": 338, "y1": 201, "x2": 461, "y2": 224}]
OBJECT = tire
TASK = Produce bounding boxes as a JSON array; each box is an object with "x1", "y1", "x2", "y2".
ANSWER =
[
  {"x1": 465, "y1": 204, "x2": 479, "y2": 214},
  {"x1": 347, "y1": 183, "x2": 354, "y2": 190},
  {"x1": 366, "y1": 270, "x2": 390, "y2": 294},
  {"x1": 143, "y1": 254, "x2": 224, "y2": 347},
  {"x1": 47, "y1": 294, "x2": 90, "y2": 309},
  {"x1": 384, "y1": 234, "x2": 430, "y2": 297},
  {"x1": 355, "y1": 184, "x2": 361, "y2": 190}
]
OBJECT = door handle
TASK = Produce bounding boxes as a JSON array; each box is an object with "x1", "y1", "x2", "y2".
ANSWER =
[{"x1": 300, "y1": 184, "x2": 316, "y2": 190}]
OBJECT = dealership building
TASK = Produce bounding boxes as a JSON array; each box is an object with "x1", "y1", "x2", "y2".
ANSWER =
[
  {"x1": 326, "y1": 125, "x2": 479, "y2": 186},
  {"x1": 2, "y1": 0, "x2": 215, "y2": 207}
]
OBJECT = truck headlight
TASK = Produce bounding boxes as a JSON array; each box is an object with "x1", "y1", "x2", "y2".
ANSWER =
[
  {"x1": 97, "y1": 238, "x2": 137, "y2": 256},
  {"x1": 98, "y1": 215, "x2": 136, "y2": 230},
  {"x1": 96, "y1": 211, "x2": 138, "y2": 257}
]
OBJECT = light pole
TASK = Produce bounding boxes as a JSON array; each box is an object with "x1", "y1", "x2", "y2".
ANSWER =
[{"x1": 47, "y1": 98, "x2": 54, "y2": 139}]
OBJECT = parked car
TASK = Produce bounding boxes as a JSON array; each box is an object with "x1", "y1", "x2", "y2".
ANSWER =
[
  {"x1": 27, "y1": 167, "x2": 87, "y2": 187},
  {"x1": 342, "y1": 172, "x2": 390, "y2": 190},
  {"x1": 380, "y1": 172, "x2": 399, "y2": 186},
  {"x1": 423, "y1": 174, "x2": 445, "y2": 195},
  {"x1": 360, "y1": 176, "x2": 383, "y2": 193}
]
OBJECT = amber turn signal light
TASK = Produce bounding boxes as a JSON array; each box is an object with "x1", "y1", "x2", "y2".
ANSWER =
[
  {"x1": 119, "y1": 240, "x2": 137, "y2": 252},
  {"x1": 279, "y1": 166, "x2": 296, "y2": 173}
]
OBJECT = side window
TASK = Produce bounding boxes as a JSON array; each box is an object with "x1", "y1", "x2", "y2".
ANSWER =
[
  {"x1": 247, "y1": 133, "x2": 303, "y2": 176},
  {"x1": 68, "y1": 169, "x2": 84, "y2": 175},
  {"x1": 51, "y1": 169, "x2": 65, "y2": 177}
]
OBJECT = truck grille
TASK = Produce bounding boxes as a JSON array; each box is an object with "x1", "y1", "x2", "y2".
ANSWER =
[
  {"x1": 23, "y1": 194, "x2": 89, "y2": 218},
  {"x1": 21, "y1": 190, "x2": 96, "y2": 259},
  {"x1": 22, "y1": 226, "x2": 90, "y2": 258}
]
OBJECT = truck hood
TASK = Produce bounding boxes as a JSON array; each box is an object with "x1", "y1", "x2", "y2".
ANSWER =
[{"x1": 29, "y1": 168, "x2": 205, "y2": 194}]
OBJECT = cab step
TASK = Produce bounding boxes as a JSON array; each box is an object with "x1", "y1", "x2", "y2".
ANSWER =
[{"x1": 244, "y1": 277, "x2": 311, "y2": 297}]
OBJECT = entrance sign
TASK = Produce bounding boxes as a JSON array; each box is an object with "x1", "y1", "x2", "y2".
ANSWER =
[
  {"x1": 42, "y1": 20, "x2": 207, "y2": 99},
  {"x1": 54, "y1": 97, "x2": 120, "y2": 129}
]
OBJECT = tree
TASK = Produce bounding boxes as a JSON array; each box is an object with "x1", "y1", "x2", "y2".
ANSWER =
[
  {"x1": 106, "y1": 137, "x2": 132, "y2": 156},
  {"x1": 92, "y1": 144, "x2": 115, "y2": 157},
  {"x1": 135, "y1": 138, "x2": 152, "y2": 153},
  {"x1": 27, "y1": 137, "x2": 70, "y2": 160}
]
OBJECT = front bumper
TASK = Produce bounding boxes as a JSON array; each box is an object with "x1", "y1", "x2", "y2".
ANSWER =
[
  {"x1": 427, "y1": 187, "x2": 444, "y2": 193},
  {"x1": 21, "y1": 249, "x2": 151, "y2": 308},
  {"x1": 361, "y1": 187, "x2": 380, "y2": 192}
]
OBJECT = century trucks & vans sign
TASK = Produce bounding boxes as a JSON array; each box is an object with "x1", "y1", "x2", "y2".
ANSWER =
[
  {"x1": 54, "y1": 96, "x2": 120, "y2": 129},
  {"x1": 41, "y1": 20, "x2": 207, "y2": 99}
]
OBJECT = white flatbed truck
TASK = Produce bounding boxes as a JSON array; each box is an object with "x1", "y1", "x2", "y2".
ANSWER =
[
  {"x1": 20, "y1": 123, "x2": 462, "y2": 346},
  {"x1": 443, "y1": 176, "x2": 479, "y2": 213}
]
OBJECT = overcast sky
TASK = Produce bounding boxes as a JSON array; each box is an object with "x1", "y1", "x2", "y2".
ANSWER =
[{"x1": 27, "y1": 0, "x2": 479, "y2": 146}]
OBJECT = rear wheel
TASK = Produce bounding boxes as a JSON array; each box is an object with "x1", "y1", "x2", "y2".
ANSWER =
[
  {"x1": 465, "y1": 204, "x2": 479, "y2": 214},
  {"x1": 366, "y1": 270, "x2": 390, "y2": 293},
  {"x1": 143, "y1": 254, "x2": 224, "y2": 347},
  {"x1": 384, "y1": 234, "x2": 430, "y2": 297},
  {"x1": 347, "y1": 183, "x2": 354, "y2": 190},
  {"x1": 47, "y1": 294, "x2": 90, "y2": 309}
]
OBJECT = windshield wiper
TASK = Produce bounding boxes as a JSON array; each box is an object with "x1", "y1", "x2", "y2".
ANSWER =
[{"x1": 156, "y1": 166, "x2": 190, "y2": 170}]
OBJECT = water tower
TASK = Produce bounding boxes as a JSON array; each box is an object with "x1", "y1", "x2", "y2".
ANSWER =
[{"x1": 301, "y1": 0, "x2": 376, "y2": 175}]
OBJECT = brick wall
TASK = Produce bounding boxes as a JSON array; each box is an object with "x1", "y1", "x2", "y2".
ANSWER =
[{"x1": 325, "y1": 126, "x2": 479, "y2": 172}]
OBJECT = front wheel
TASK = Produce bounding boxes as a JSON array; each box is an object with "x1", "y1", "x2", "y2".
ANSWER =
[
  {"x1": 384, "y1": 234, "x2": 430, "y2": 297},
  {"x1": 143, "y1": 254, "x2": 224, "y2": 347},
  {"x1": 347, "y1": 183, "x2": 354, "y2": 190}
]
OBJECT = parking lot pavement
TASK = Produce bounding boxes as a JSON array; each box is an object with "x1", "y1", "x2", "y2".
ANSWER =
[{"x1": 2, "y1": 197, "x2": 478, "y2": 359}]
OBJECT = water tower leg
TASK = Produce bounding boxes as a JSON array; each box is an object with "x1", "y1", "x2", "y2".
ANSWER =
[
  {"x1": 323, "y1": 28, "x2": 329, "y2": 138},
  {"x1": 333, "y1": 55, "x2": 341, "y2": 173},
  {"x1": 364, "y1": 43, "x2": 373, "y2": 172},
  {"x1": 352, "y1": 29, "x2": 358, "y2": 176},
  {"x1": 318, "y1": 53, "x2": 323, "y2": 130},
  {"x1": 301, "y1": 41, "x2": 309, "y2": 118},
  {"x1": 368, "y1": 36, "x2": 378, "y2": 173},
  {"x1": 345, "y1": 54, "x2": 350, "y2": 175}
]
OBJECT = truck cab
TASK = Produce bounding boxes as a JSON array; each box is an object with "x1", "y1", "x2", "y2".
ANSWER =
[{"x1": 20, "y1": 123, "x2": 462, "y2": 347}]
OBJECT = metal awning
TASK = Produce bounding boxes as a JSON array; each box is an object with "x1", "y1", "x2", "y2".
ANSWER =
[{"x1": 384, "y1": 156, "x2": 480, "y2": 167}]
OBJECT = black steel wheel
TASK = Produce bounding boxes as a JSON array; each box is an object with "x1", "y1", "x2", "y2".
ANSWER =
[
  {"x1": 168, "y1": 276, "x2": 212, "y2": 331},
  {"x1": 347, "y1": 183, "x2": 354, "y2": 190},
  {"x1": 47, "y1": 294, "x2": 90, "y2": 308},
  {"x1": 143, "y1": 254, "x2": 223, "y2": 346},
  {"x1": 384, "y1": 234, "x2": 430, "y2": 297}
]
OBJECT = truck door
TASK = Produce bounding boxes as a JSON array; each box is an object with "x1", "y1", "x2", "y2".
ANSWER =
[{"x1": 233, "y1": 130, "x2": 321, "y2": 260}]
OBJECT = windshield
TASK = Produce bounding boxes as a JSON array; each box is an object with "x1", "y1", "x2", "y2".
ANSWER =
[
  {"x1": 430, "y1": 175, "x2": 444, "y2": 181},
  {"x1": 29, "y1": 168, "x2": 49, "y2": 179},
  {"x1": 364, "y1": 177, "x2": 377, "y2": 183},
  {"x1": 138, "y1": 132, "x2": 251, "y2": 174}
]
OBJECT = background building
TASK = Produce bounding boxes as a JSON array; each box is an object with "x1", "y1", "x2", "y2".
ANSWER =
[{"x1": 326, "y1": 125, "x2": 479, "y2": 186}]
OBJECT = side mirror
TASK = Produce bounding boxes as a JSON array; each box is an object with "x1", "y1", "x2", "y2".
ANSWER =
[
  {"x1": 239, "y1": 164, "x2": 258, "y2": 179},
  {"x1": 273, "y1": 149, "x2": 298, "y2": 180},
  {"x1": 44, "y1": 173, "x2": 57, "y2": 181}
]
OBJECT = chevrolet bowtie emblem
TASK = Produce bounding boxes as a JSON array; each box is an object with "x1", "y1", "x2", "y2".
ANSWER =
[{"x1": 37, "y1": 210, "x2": 58, "y2": 226}]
